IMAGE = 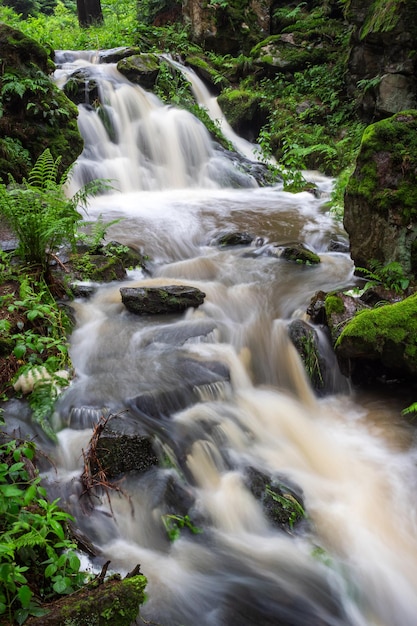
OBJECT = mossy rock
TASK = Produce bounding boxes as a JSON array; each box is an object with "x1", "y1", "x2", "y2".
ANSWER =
[
  {"x1": 344, "y1": 110, "x2": 417, "y2": 277},
  {"x1": 280, "y1": 243, "x2": 321, "y2": 265},
  {"x1": 26, "y1": 574, "x2": 147, "y2": 626},
  {"x1": 0, "y1": 24, "x2": 83, "y2": 183},
  {"x1": 117, "y1": 54, "x2": 161, "y2": 89},
  {"x1": 335, "y1": 292, "x2": 417, "y2": 381},
  {"x1": 324, "y1": 292, "x2": 366, "y2": 344},
  {"x1": 217, "y1": 89, "x2": 268, "y2": 142}
]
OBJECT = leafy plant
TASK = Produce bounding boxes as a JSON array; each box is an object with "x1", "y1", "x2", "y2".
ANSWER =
[
  {"x1": 76, "y1": 214, "x2": 123, "y2": 254},
  {"x1": 161, "y1": 514, "x2": 202, "y2": 542},
  {"x1": 402, "y1": 402, "x2": 417, "y2": 418},
  {"x1": 0, "y1": 149, "x2": 106, "y2": 278},
  {"x1": 357, "y1": 260, "x2": 410, "y2": 294},
  {"x1": 0, "y1": 438, "x2": 87, "y2": 624}
]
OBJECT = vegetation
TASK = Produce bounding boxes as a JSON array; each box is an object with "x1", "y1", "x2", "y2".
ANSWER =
[{"x1": 0, "y1": 436, "x2": 87, "y2": 624}]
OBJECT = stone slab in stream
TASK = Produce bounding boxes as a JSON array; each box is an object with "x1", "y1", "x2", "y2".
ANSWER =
[{"x1": 120, "y1": 284, "x2": 206, "y2": 315}]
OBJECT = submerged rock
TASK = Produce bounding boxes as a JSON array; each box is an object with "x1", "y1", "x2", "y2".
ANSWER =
[
  {"x1": 120, "y1": 285, "x2": 206, "y2": 315},
  {"x1": 214, "y1": 231, "x2": 254, "y2": 247},
  {"x1": 245, "y1": 466, "x2": 306, "y2": 532}
]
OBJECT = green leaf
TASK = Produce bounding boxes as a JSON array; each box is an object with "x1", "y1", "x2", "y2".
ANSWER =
[
  {"x1": 52, "y1": 576, "x2": 70, "y2": 594},
  {"x1": 13, "y1": 344, "x2": 27, "y2": 359},
  {"x1": 18, "y1": 585, "x2": 32, "y2": 609},
  {"x1": 44, "y1": 563, "x2": 57, "y2": 578}
]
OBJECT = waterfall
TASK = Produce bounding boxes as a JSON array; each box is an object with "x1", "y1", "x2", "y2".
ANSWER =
[
  {"x1": 35, "y1": 50, "x2": 417, "y2": 626},
  {"x1": 54, "y1": 51, "x2": 259, "y2": 195}
]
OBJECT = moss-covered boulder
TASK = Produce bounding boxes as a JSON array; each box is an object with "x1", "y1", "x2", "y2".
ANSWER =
[
  {"x1": 117, "y1": 54, "x2": 161, "y2": 89},
  {"x1": 344, "y1": 111, "x2": 417, "y2": 279},
  {"x1": 26, "y1": 574, "x2": 147, "y2": 626},
  {"x1": 335, "y1": 293, "x2": 417, "y2": 383},
  {"x1": 0, "y1": 24, "x2": 83, "y2": 183},
  {"x1": 217, "y1": 89, "x2": 268, "y2": 142}
]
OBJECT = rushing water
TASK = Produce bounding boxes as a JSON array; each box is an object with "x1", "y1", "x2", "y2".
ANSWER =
[{"x1": 42, "y1": 51, "x2": 417, "y2": 625}]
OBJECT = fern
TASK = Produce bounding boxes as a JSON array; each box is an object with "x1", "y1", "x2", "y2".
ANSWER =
[
  {"x1": 0, "y1": 149, "x2": 108, "y2": 276},
  {"x1": 27, "y1": 149, "x2": 62, "y2": 190}
]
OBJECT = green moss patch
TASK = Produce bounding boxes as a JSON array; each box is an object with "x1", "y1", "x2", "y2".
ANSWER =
[{"x1": 336, "y1": 293, "x2": 417, "y2": 375}]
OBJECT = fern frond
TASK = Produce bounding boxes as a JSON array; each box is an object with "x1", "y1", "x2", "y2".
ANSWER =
[
  {"x1": 28, "y1": 149, "x2": 62, "y2": 190},
  {"x1": 13, "y1": 531, "x2": 47, "y2": 550}
]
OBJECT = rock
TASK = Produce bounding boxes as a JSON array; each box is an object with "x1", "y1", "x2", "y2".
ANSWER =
[
  {"x1": 117, "y1": 54, "x2": 161, "y2": 89},
  {"x1": 93, "y1": 429, "x2": 159, "y2": 478},
  {"x1": 127, "y1": 358, "x2": 230, "y2": 422},
  {"x1": 287, "y1": 319, "x2": 326, "y2": 393},
  {"x1": 245, "y1": 466, "x2": 306, "y2": 531},
  {"x1": 26, "y1": 574, "x2": 147, "y2": 626},
  {"x1": 120, "y1": 285, "x2": 206, "y2": 315},
  {"x1": 73, "y1": 254, "x2": 127, "y2": 282},
  {"x1": 98, "y1": 46, "x2": 142, "y2": 63},
  {"x1": 182, "y1": 0, "x2": 271, "y2": 54},
  {"x1": 345, "y1": 0, "x2": 417, "y2": 121},
  {"x1": 280, "y1": 243, "x2": 321, "y2": 265},
  {"x1": 214, "y1": 231, "x2": 254, "y2": 247},
  {"x1": 217, "y1": 90, "x2": 268, "y2": 142},
  {"x1": 344, "y1": 111, "x2": 417, "y2": 280},
  {"x1": 335, "y1": 293, "x2": 417, "y2": 383},
  {"x1": 62, "y1": 69, "x2": 99, "y2": 106},
  {"x1": 103, "y1": 241, "x2": 149, "y2": 272},
  {"x1": 0, "y1": 24, "x2": 83, "y2": 182},
  {"x1": 324, "y1": 291, "x2": 366, "y2": 344}
]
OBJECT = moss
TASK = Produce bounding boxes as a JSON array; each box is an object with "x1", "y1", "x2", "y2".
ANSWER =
[
  {"x1": 325, "y1": 294, "x2": 345, "y2": 316},
  {"x1": 361, "y1": 0, "x2": 405, "y2": 39},
  {"x1": 336, "y1": 293, "x2": 417, "y2": 372},
  {"x1": 27, "y1": 575, "x2": 147, "y2": 626},
  {"x1": 346, "y1": 111, "x2": 417, "y2": 222},
  {"x1": 0, "y1": 24, "x2": 83, "y2": 182}
]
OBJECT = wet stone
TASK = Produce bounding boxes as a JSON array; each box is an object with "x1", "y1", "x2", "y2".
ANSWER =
[{"x1": 120, "y1": 285, "x2": 206, "y2": 315}]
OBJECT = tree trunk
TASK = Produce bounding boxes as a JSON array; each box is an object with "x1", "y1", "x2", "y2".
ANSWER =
[{"x1": 76, "y1": 0, "x2": 103, "y2": 27}]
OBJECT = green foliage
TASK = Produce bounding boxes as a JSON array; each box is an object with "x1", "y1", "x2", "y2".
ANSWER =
[
  {"x1": 0, "y1": 275, "x2": 72, "y2": 438},
  {"x1": 0, "y1": 149, "x2": 105, "y2": 276},
  {"x1": 161, "y1": 514, "x2": 202, "y2": 542},
  {"x1": 402, "y1": 402, "x2": 417, "y2": 418},
  {"x1": 0, "y1": 438, "x2": 87, "y2": 624},
  {"x1": 357, "y1": 260, "x2": 410, "y2": 294},
  {"x1": 77, "y1": 214, "x2": 123, "y2": 254}
]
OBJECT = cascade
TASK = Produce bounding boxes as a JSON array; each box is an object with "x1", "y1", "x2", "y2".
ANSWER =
[{"x1": 31, "y1": 51, "x2": 417, "y2": 625}]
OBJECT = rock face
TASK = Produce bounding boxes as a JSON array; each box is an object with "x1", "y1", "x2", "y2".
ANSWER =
[
  {"x1": 120, "y1": 285, "x2": 206, "y2": 315},
  {"x1": 0, "y1": 24, "x2": 83, "y2": 182},
  {"x1": 182, "y1": 0, "x2": 271, "y2": 53},
  {"x1": 346, "y1": 0, "x2": 417, "y2": 121},
  {"x1": 344, "y1": 111, "x2": 417, "y2": 278}
]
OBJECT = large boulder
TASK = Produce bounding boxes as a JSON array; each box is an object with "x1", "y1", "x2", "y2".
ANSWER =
[
  {"x1": 0, "y1": 24, "x2": 83, "y2": 183},
  {"x1": 344, "y1": 111, "x2": 417, "y2": 279},
  {"x1": 335, "y1": 293, "x2": 417, "y2": 383}
]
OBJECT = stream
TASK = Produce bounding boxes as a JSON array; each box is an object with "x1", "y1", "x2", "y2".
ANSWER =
[{"x1": 37, "y1": 51, "x2": 417, "y2": 625}]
